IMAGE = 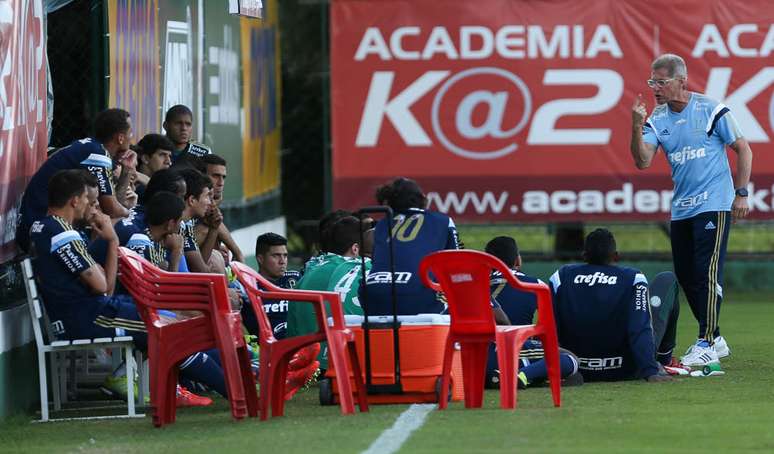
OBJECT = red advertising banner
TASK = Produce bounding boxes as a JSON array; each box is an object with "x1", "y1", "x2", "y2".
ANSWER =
[
  {"x1": 330, "y1": 0, "x2": 774, "y2": 221},
  {"x1": 0, "y1": 0, "x2": 48, "y2": 262}
]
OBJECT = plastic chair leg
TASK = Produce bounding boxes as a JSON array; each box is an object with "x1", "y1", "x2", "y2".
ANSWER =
[
  {"x1": 494, "y1": 334, "x2": 517, "y2": 409},
  {"x1": 438, "y1": 336, "x2": 456, "y2": 410},
  {"x1": 216, "y1": 347, "x2": 247, "y2": 420},
  {"x1": 258, "y1": 347, "x2": 272, "y2": 420},
  {"x1": 270, "y1": 355, "x2": 291, "y2": 417},
  {"x1": 459, "y1": 341, "x2": 489, "y2": 408},
  {"x1": 346, "y1": 339, "x2": 369, "y2": 412},
  {"x1": 327, "y1": 334, "x2": 355, "y2": 415},
  {"x1": 539, "y1": 333, "x2": 562, "y2": 407},
  {"x1": 237, "y1": 346, "x2": 259, "y2": 418}
]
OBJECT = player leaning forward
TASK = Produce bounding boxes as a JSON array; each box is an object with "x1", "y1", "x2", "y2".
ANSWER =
[{"x1": 630, "y1": 53, "x2": 753, "y2": 367}]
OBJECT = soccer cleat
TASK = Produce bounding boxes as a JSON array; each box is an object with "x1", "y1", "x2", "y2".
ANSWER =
[
  {"x1": 284, "y1": 360, "x2": 320, "y2": 401},
  {"x1": 712, "y1": 336, "x2": 731, "y2": 358},
  {"x1": 100, "y1": 374, "x2": 148, "y2": 404},
  {"x1": 663, "y1": 358, "x2": 691, "y2": 376},
  {"x1": 681, "y1": 341, "x2": 720, "y2": 367},
  {"x1": 176, "y1": 385, "x2": 213, "y2": 407},
  {"x1": 517, "y1": 371, "x2": 529, "y2": 389},
  {"x1": 100, "y1": 374, "x2": 131, "y2": 400},
  {"x1": 288, "y1": 343, "x2": 321, "y2": 372}
]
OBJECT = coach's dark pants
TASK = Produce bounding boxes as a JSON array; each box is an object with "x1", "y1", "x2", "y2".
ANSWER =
[{"x1": 670, "y1": 211, "x2": 730, "y2": 341}]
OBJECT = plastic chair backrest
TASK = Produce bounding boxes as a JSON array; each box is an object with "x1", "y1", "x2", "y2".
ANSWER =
[
  {"x1": 418, "y1": 250, "x2": 501, "y2": 336},
  {"x1": 119, "y1": 248, "x2": 230, "y2": 314},
  {"x1": 231, "y1": 261, "x2": 346, "y2": 330},
  {"x1": 229, "y1": 262, "x2": 276, "y2": 343},
  {"x1": 420, "y1": 250, "x2": 554, "y2": 334}
]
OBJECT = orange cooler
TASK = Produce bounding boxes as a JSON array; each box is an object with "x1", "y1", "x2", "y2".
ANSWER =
[{"x1": 323, "y1": 314, "x2": 464, "y2": 405}]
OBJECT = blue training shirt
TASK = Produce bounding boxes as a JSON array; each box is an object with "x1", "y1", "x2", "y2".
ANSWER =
[
  {"x1": 490, "y1": 269, "x2": 541, "y2": 326},
  {"x1": 241, "y1": 270, "x2": 302, "y2": 340},
  {"x1": 29, "y1": 215, "x2": 104, "y2": 321},
  {"x1": 549, "y1": 263, "x2": 659, "y2": 381},
  {"x1": 363, "y1": 208, "x2": 460, "y2": 315},
  {"x1": 21, "y1": 138, "x2": 115, "y2": 225},
  {"x1": 643, "y1": 93, "x2": 742, "y2": 220}
]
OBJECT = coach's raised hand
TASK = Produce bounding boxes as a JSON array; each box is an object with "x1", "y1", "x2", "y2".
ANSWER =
[
  {"x1": 629, "y1": 94, "x2": 657, "y2": 170},
  {"x1": 632, "y1": 94, "x2": 647, "y2": 128}
]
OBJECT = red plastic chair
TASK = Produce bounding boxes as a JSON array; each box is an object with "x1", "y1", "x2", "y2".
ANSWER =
[
  {"x1": 419, "y1": 250, "x2": 561, "y2": 410},
  {"x1": 230, "y1": 261, "x2": 368, "y2": 419},
  {"x1": 117, "y1": 248, "x2": 258, "y2": 427}
]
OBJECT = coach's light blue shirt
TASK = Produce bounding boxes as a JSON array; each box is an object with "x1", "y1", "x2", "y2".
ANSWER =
[{"x1": 643, "y1": 93, "x2": 742, "y2": 221}]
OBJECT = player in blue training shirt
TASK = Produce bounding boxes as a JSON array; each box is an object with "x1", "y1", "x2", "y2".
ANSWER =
[
  {"x1": 484, "y1": 236, "x2": 582, "y2": 389},
  {"x1": 163, "y1": 105, "x2": 211, "y2": 165},
  {"x1": 630, "y1": 53, "x2": 753, "y2": 366},
  {"x1": 18, "y1": 109, "x2": 136, "y2": 251},
  {"x1": 363, "y1": 177, "x2": 460, "y2": 315},
  {"x1": 91, "y1": 191, "x2": 186, "y2": 274},
  {"x1": 549, "y1": 229, "x2": 672, "y2": 383},
  {"x1": 178, "y1": 168, "x2": 222, "y2": 274},
  {"x1": 133, "y1": 133, "x2": 174, "y2": 199},
  {"x1": 29, "y1": 170, "x2": 147, "y2": 347},
  {"x1": 244, "y1": 232, "x2": 302, "y2": 339}
]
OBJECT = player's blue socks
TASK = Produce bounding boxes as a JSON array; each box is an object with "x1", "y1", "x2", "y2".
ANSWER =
[
  {"x1": 179, "y1": 351, "x2": 227, "y2": 397},
  {"x1": 521, "y1": 353, "x2": 577, "y2": 384}
]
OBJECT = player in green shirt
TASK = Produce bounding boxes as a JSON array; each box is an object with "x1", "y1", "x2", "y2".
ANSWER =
[
  {"x1": 286, "y1": 216, "x2": 364, "y2": 369},
  {"x1": 328, "y1": 227, "x2": 374, "y2": 315}
]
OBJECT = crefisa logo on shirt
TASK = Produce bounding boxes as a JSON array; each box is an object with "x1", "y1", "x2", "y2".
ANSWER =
[
  {"x1": 573, "y1": 272, "x2": 618, "y2": 286},
  {"x1": 669, "y1": 145, "x2": 706, "y2": 165}
]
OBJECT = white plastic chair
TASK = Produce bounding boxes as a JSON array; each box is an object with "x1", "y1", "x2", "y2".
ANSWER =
[{"x1": 21, "y1": 258, "x2": 147, "y2": 421}]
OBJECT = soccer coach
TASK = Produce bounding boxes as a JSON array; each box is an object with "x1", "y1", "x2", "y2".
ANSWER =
[{"x1": 629, "y1": 53, "x2": 753, "y2": 367}]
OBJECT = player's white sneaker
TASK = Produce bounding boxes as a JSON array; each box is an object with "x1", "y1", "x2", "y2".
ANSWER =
[
  {"x1": 681, "y1": 342, "x2": 720, "y2": 367},
  {"x1": 712, "y1": 336, "x2": 731, "y2": 358}
]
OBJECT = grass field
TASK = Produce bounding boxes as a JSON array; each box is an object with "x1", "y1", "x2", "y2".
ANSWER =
[{"x1": 2, "y1": 291, "x2": 772, "y2": 453}]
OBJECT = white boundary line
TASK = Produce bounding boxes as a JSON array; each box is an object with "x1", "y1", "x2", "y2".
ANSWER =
[{"x1": 361, "y1": 404, "x2": 436, "y2": 454}]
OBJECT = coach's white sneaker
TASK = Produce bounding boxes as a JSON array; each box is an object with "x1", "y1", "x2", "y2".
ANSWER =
[
  {"x1": 712, "y1": 336, "x2": 731, "y2": 359},
  {"x1": 681, "y1": 341, "x2": 720, "y2": 367}
]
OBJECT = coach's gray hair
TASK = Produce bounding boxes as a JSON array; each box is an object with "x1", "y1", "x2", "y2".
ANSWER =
[{"x1": 651, "y1": 54, "x2": 687, "y2": 78}]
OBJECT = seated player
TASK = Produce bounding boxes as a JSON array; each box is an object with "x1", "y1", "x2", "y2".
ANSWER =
[
  {"x1": 242, "y1": 232, "x2": 301, "y2": 340},
  {"x1": 241, "y1": 232, "x2": 317, "y2": 399},
  {"x1": 363, "y1": 177, "x2": 460, "y2": 315},
  {"x1": 287, "y1": 216, "x2": 364, "y2": 370},
  {"x1": 484, "y1": 236, "x2": 582, "y2": 389},
  {"x1": 30, "y1": 170, "x2": 145, "y2": 343},
  {"x1": 18, "y1": 109, "x2": 136, "y2": 251},
  {"x1": 163, "y1": 104, "x2": 211, "y2": 165},
  {"x1": 177, "y1": 168, "x2": 221, "y2": 273},
  {"x1": 28, "y1": 170, "x2": 150, "y2": 399},
  {"x1": 133, "y1": 133, "x2": 175, "y2": 198},
  {"x1": 192, "y1": 154, "x2": 245, "y2": 264},
  {"x1": 549, "y1": 228, "x2": 673, "y2": 383}
]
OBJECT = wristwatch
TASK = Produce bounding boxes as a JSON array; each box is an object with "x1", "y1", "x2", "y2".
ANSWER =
[{"x1": 735, "y1": 187, "x2": 749, "y2": 197}]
